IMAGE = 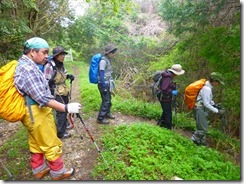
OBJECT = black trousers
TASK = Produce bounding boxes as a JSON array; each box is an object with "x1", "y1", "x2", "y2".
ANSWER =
[
  {"x1": 97, "y1": 83, "x2": 112, "y2": 120},
  {"x1": 158, "y1": 101, "x2": 172, "y2": 130},
  {"x1": 55, "y1": 95, "x2": 69, "y2": 138}
]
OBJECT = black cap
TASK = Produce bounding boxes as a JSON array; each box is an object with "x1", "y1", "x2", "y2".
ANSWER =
[{"x1": 52, "y1": 46, "x2": 68, "y2": 57}]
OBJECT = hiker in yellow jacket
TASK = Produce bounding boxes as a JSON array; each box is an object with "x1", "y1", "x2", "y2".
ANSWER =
[{"x1": 14, "y1": 37, "x2": 81, "y2": 180}]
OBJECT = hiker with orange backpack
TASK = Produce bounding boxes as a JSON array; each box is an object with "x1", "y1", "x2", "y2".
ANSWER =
[
  {"x1": 14, "y1": 37, "x2": 81, "y2": 180},
  {"x1": 190, "y1": 72, "x2": 225, "y2": 146},
  {"x1": 157, "y1": 64, "x2": 185, "y2": 130}
]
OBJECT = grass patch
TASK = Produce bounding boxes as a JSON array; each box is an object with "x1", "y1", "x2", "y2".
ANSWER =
[
  {"x1": 92, "y1": 123, "x2": 240, "y2": 180},
  {"x1": 79, "y1": 61, "x2": 240, "y2": 155},
  {"x1": 0, "y1": 126, "x2": 29, "y2": 180}
]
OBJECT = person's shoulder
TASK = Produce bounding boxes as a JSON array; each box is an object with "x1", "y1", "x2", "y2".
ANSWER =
[
  {"x1": 162, "y1": 70, "x2": 171, "y2": 78},
  {"x1": 45, "y1": 60, "x2": 56, "y2": 67},
  {"x1": 44, "y1": 62, "x2": 52, "y2": 68},
  {"x1": 202, "y1": 85, "x2": 211, "y2": 92},
  {"x1": 100, "y1": 59, "x2": 106, "y2": 64}
]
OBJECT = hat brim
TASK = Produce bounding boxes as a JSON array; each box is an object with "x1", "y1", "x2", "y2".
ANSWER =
[
  {"x1": 52, "y1": 51, "x2": 68, "y2": 58},
  {"x1": 105, "y1": 48, "x2": 117, "y2": 54},
  {"x1": 219, "y1": 81, "x2": 225, "y2": 85},
  {"x1": 168, "y1": 69, "x2": 185, "y2": 75}
]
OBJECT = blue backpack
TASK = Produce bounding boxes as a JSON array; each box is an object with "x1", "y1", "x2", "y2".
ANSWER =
[{"x1": 89, "y1": 53, "x2": 102, "y2": 84}]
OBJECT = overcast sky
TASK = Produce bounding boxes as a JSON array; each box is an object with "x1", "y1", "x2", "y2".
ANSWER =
[{"x1": 69, "y1": 0, "x2": 89, "y2": 17}]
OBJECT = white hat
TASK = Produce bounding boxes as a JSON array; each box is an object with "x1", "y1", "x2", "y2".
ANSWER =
[{"x1": 168, "y1": 64, "x2": 185, "y2": 75}]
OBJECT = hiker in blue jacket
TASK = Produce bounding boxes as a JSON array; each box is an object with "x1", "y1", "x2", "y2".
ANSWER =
[
  {"x1": 97, "y1": 44, "x2": 117, "y2": 124},
  {"x1": 157, "y1": 64, "x2": 185, "y2": 130},
  {"x1": 191, "y1": 72, "x2": 225, "y2": 146}
]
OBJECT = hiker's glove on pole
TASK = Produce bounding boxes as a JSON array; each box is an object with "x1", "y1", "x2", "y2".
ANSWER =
[
  {"x1": 172, "y1": 90, "x2": 178, "y2": 96},
  {"x1": 65, "y1": 103, "x2": 81, "y2": 113},
  {"x1": 218, "y1": 109, "x2": 226, "y2": 115},
  {"x1": 67, "y1": 74, "x2": 75, "y2": 81}
]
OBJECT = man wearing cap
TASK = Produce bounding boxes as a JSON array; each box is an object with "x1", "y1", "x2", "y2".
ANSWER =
[
  {"x1": 44, "y1": 46, "x2": 75, "y2": 139},
  {"x1": 14, "y1": 37, "x2": 81, "y2": 180},
  {"x1": 157, "y1": 64, "x2": 185, "y2": 130},
  {"x1": 191, "y1": 72, "x2": 225, "y2": 146},
  {"x1": 97, "y1": 44, "x2": 118, "y2": 124}
]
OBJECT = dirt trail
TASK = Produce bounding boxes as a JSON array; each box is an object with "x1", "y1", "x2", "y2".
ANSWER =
[
  {"x1": 61, "y1": 65, "x2": 159, "y2": 180},
  {"x1": 61, "y1": 66, "x2": 195, "y2": 180},
  {"x1": 0, "y1": 65, "x2": 160, "y2": 180},
  {"x1": 1, "y1": 65, "x2": 225, "y2": 180}
]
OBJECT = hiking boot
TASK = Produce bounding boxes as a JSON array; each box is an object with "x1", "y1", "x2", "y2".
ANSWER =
[
  {"x1": 106, "y1": 113, "x2": 115, "y2": 119},
  {"x1": 52, "y1": 167, "x2": 75, "y2": 180},
  {"x1": 62, "y1": 132, "x2": 71, "y2": 139},
  {"x1": 34, "y1": 167, "x2": 50, "y2": 179},
  {"x1": 97, "y1": 118, "x2": 109, "y2": 124},
  {"x1": 66, "y1": 124, "x2": 74, "y2": 130},
  {"x1": 190, "y1": 138, "x2": 201, "y2": 146},
  {"x1": 200, "y1": 142, "x2": 209, "y2": 147}
]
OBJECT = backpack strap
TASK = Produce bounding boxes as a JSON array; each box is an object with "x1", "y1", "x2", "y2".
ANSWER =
[
  {"x1": 49, "y1": 60, "x2": 57, "y2": 80},
  {"x1": 46, "y1": 60, "x2": 57, "y2": 96},
  {"x1": 25, "y1": 96, "x2": 34, "y2": 123}
]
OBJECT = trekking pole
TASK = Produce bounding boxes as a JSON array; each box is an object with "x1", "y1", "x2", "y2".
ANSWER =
[
  {"x1": 0, "y1": 159, "x2": 15, "y2": 180},
  {"x1": 76, "y1": 113, "x2": 108, "y2": 167},
  {"x1": 69, "y1": 80, "x2": 73, "y2": 100},
  {"x1": 220, "y1": 112, "x2": 227, "y2": 133},
  {"x1": 68, "y1": 113, "x2": 83, "y2": 140},
  {"x1": 214, "y1": 103, "x2": 227, "y2": 133},
  {"x1": 172, "y1": 82, "x2": 178, "y2": 130}
]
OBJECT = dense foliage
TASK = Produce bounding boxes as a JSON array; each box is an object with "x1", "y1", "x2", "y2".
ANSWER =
[
  {"x1": 92, "y1": 123, "x2": 240, "y2": 180},
  {"x1": 0, "y1": 0, "x2": 240, "y2": 137},
  {"x1": 0, "y1": 0, "x2": 74, "y2": 63}
]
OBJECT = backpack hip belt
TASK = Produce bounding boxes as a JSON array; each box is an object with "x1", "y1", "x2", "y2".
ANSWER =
[{"x1": 195, "y1": 101, "x2": 203, "y2": 108}]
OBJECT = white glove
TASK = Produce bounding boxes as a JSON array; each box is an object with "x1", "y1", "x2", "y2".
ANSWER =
[
  {"x1": 65, "y1": 103, "x2": 81, "y2": 113},
  {"x1": 218, "y1": 109, "x2": 226, "y2": 115}
]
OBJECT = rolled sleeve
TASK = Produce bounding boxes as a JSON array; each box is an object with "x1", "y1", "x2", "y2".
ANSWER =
[{"x1": 99, "y1": 60, "x2": 106, "y2": 71}]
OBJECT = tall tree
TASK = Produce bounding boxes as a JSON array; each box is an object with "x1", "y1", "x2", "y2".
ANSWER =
[{"x1": 0, "y1": 0, "x2": 74, "y2": 63}]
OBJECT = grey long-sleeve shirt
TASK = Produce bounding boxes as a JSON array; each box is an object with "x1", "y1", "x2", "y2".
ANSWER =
[{"x1": 196, "y1": 81, "x2": 218, "y2": 113}]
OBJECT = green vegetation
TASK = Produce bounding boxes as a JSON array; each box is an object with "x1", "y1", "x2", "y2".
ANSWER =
[
  {"x1": 0, "y1": 0, "x2": 240, "y2": 181},
  {"x1": 0, "y1": 60, "x2": 240, "y2": 180},
  {"x1": 79, "y1": 60, "x2": 240, "y2": 173},
  {"x1": 92, "y1": 123, "x2": 240, "y2": 180},
  {"x1": 0, "y1": 126, "x2": 29, "y2": 180}
]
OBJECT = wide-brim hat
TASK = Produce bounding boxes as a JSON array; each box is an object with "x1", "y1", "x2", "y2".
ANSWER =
[
  {"x1": 105, "y1": 44, "x2": 117, "y2": 54},
  {"x1": 168, "y1": 64, "x2": 185, "y2": 75},
  {"x1": 52, "y1": 46, "x2": 68, "y2": 57},
  {"x1": 210, "y1": 72, "x2": 225, "y2": 85}
]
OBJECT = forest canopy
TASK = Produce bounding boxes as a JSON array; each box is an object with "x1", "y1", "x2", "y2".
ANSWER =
[{"x1": 0, "y1": 0, "x2": 240, "y2": 137}]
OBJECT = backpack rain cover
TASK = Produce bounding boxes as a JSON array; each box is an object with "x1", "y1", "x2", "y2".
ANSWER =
[
  {"x1": 0, "y1": 60, "x2": 26, "y2": 122},
  {"x1": 184, "y1": 79, "x2": 206, "y2": 110},
  {"x1": 89, "y1": 53, "x2": 102, "y2": 84}
]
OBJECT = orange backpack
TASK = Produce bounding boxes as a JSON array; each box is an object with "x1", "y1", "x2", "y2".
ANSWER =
[
  {"x1": 184, "y1": 79, "x2": 206, "y2": 110},
  {"x1": 0, "y1": 60, "x2": 26, "y2": 122}
]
